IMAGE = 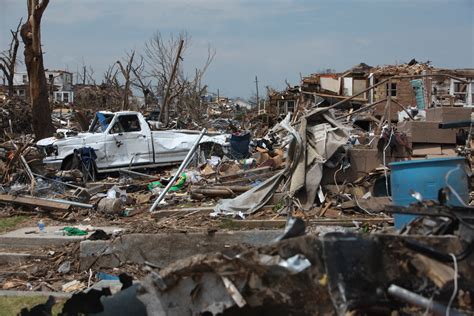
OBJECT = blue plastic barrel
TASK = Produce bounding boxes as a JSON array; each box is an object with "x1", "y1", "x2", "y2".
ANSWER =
[{"x1": 389, "y1": 157, "x2": 469, "y2": 229}]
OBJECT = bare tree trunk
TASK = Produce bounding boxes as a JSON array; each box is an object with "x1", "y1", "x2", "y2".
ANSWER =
[
  {"x1": 0, "y1": 19, "x2": 22, "y2": 97},
  {"x1": 160, "y1": 39, "x2": 184, "y2": 126},
  {"x1": 116, "y1": 50, "x2": 135, "y2": 111},
  {"x1": 20, "y1": 0, "x2": 54, "y2": 139}
]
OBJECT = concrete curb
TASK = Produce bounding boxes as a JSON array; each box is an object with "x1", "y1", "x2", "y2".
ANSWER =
[{"x1": 80, "y1": 230, "x2": 283, "y2": 269}]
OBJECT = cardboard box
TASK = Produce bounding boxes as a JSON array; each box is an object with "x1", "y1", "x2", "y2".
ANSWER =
[
  {"x1": 397, "y1": 121, "x2": 458, "y2": 144},
  {"x1": 321, "y1": 148, "x2": 380, "y2": 184},
  {"x1": 348, "y1": 148, "x2": 381, "y2": 176},
  {"x1": 425, "y1": 107, "x2": 472, "y2": 123}
]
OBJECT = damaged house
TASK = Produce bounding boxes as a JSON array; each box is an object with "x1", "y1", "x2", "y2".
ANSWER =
[
  {"x1": 6, "y1": 69, "x2": 75, "y2": 104},
  {"x1": 261, "y1": 61, "x2": 473, "y2": 182}
]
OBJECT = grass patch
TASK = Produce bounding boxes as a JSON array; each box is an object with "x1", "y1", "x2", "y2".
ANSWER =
[
  {"x1": 272, "y1": 198, "x2": 285, "y2": 212},
  {"x1": 218, "y1": 218, "x2": 241, "y2": 230},
  {"x1": 0, "y1": 296, "x2": 65, "y2": 315},
  {"x1": 0, "y1": 216, "x2": 29, "y2": 234}
]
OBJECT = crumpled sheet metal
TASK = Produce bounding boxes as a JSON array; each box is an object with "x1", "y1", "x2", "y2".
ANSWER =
[
  {"x1": 136, "y1": 248, "x2": 325, "y2": 315},
  {"x1": 291, "y1": 111, "x2": 350, "y2": 209},
  {"x1": 213, "y1": 109, "x2": 349, "y2": 215},
  {"x1": 213, "y1": 113, "x2": 302, "y2": 216}
]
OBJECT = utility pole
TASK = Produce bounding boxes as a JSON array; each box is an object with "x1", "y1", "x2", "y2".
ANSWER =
[
  {"x1": 255, "y1": 75, "x2": 259, "y2": 109},
  {"x1": 217, "y1": 88, "x2": 220, "y2": 104}
]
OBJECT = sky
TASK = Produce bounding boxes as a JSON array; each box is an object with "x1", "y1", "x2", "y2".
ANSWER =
[{"x1": 1, "y1": 0, "x2": 473, "y2": 98}]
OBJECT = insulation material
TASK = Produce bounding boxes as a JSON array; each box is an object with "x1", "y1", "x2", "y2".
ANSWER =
[{"x1": 320, "y1": 77, "x2": 340, "y2": 94}]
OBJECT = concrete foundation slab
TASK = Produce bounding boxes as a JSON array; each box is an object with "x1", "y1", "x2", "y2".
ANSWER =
[
  {"x1": 0, "y1": 226, "x2": 121, "y2": 249},
  {"x1": 80, "y1": 230, "x2": 282, "y2": 270},
  {"x1": 0, "y1": 252, "x2": 47, "y2": 265}
]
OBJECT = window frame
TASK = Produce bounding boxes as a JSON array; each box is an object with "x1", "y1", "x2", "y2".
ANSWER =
[{"x1": 109, "y1": 114, "x2": 142, "y2": 134}]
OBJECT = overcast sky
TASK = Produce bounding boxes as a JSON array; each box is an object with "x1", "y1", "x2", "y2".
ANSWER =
[{"x1": 1, "y1": 0, "x2": 473, "y2": 98}]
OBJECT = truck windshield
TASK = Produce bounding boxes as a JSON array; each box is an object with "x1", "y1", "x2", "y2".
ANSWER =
[{"x1": 89, "y1": 113, "x2": 114, "y2": 132}]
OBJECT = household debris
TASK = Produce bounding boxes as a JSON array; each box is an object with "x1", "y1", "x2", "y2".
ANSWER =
[{"x1": 0, "y1": 60, "x2": 471, "y2": 315}]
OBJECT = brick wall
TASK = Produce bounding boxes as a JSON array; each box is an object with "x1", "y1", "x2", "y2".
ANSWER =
[{"x1": 374, "y1": 77, "x2": 417, "y2": 120}]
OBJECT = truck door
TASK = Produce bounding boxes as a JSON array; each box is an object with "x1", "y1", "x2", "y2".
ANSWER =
[{"x1": 105, "y1": 114, "x2": 152, "y2": 168}]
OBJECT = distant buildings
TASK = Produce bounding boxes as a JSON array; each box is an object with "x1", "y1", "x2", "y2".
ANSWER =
[
  {"x1": 265, "y1": 61, "x2": 474, "y2": 120},
  {"x1": 1, "y1": 69, "x2": 74, "y2": 104}
]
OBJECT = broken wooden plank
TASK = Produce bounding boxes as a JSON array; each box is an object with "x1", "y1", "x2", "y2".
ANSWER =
[
  {"x1": 152, "y1": 207, "x2": 215, "y2": 220},
  {"x1": 152, "y1": 205, "x2": 277, "y2": 220},
  {"x1": 216, "y1": 171, "x2": 276, "y2": 186},
  {"x1": 191, "y1": 188, "x2": 238, "y2": 198},
  {"x1": 319, "y1": 201, "x2": 332, "y2": 217},
  {"x1": 411, "y1": 253, "x2": 455, "y2": 288},
  {"x1": 0, "y1": 194, "x2": 71, "y2": 211},
  {"x1": 192, "y1": 185, "x2": 253, "y2": 192},
  {"x1": 216, "y1": 166, "x2": 273, "y2": 181},
  {"x1": 341, "y1": 197, "x2": 392, "y2": 212},
  {"x1": 190, "y1": 185, "x2": 253, "y2": 198}
]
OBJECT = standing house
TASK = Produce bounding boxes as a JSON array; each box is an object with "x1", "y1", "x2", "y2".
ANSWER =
[
  {"x1": 11, "y1": 69, "x2": 74, "y2": 104},
  {"x1": 45, "y1": 69, "x2": 74, "y2": 104}
]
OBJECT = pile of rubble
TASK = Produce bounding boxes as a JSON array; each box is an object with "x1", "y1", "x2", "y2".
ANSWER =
[
  {"x1": 371, "y1": 59, "x2": 433, "y2": 76},
  {"x1": 0, "y1": 61, "x2": 472, "y2": 314},
  {"x1": 0, "y1": 97, "x2": 33, "y2": 139}
]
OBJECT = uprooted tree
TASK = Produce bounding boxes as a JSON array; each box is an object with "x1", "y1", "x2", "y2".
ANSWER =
[
  {"x1": 145, "y1": 31, "x2": 215, "y2": 127},
  {"x1": 20, "y1": 0, "x2": 54, "y2": 139},
  {"x1": 0, "y1": 19, "x2": 22, "y2": 97}
]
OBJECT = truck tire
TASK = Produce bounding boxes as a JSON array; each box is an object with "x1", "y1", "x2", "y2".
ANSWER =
[
  {"x1": 199, "y1": 142, "x2": 224, "y2": 159},
  {"x1": 61, "y1": 155, "x2": 74, "y2": 170}
]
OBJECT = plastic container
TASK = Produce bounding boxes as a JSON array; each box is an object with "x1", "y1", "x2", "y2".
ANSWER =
[
  {"x1": 390, "y1": 157, "x2": 469, "y2": 229},
  {"x1": 38, "y1": 220, "x2": 45, "y2": 235}
]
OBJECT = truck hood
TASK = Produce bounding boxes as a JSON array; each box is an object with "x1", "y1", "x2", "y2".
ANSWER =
[{"x1": 36, "y1": 132, "x2": 95, "y2": 147}]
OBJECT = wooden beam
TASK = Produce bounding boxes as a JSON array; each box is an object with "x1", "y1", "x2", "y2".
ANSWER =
[
  {"x1": 411, "y1": 254, "x2": 455, "y2": 288},
  {"x1": 151, "y1": 205, "x2": 277, "y2": 220},
  {"x1": 216, "y1": 166, "x2": 273, "y2": 181},
  {"x1": 336, "y1": 98, "x2": 387, "y2": 119},
  {"x1": 302, "y1": 91, "x2": 368, "y2": 103},
  {"x1": 0, "y1": 194, "x2": 70, "y2": 211}
]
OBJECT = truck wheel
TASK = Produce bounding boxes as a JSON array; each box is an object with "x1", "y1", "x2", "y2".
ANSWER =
[
  {"x1": 199, "y1": 142, "x2": 224, "y2": 159},
  {"x1": 61, "y1": 155, "x2": 74, "y2": 170}
]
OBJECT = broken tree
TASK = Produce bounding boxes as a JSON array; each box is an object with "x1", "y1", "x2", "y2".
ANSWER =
[
  {"x1": 0, "y1": 19, "x2": 22, "y2": 97},
  {"x1": 116, "y1": 50, "x2": 136, "y2": 111},
  {"x1": 20, "y1": 0, "x2": 55, "y2": 140}
]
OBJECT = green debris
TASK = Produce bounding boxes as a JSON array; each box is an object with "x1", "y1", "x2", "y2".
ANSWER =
[
  {"x1": 147, "y1": 173, "x2": 187, "y2": 192},
  {"x1": 63, "y1": 226, "x2": 88, "y2": 236}
]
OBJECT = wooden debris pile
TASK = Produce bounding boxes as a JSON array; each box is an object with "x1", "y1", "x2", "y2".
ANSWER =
[
  {"x1": 0, "y1": 97, "x2": 33, "y2": 139},
  {"x1": 371, "y1": 60, "x2": 432, "y2": 76}
]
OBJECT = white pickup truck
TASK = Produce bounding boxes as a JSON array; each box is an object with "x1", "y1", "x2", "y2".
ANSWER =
[{"x1": 37, "y1": 111, "x2": 228, "y2": 172}]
